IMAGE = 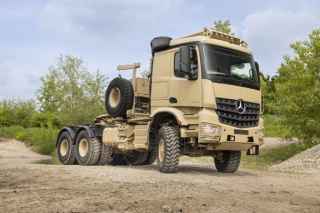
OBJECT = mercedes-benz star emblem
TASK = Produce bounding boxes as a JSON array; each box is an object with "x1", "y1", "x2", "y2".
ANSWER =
[{"x1": 235, "y1": 99, "x2": 246, "y2": 114}]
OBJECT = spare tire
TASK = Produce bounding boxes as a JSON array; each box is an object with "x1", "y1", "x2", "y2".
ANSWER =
[{"x1": 105, "y1": 77, "x2": 134, "y2": 118}]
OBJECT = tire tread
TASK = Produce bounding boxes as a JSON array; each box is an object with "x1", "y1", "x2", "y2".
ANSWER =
[{"x1": 158, "y1": 125, "x2": 180, "y2": 173}]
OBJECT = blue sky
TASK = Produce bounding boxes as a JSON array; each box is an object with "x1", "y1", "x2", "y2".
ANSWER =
[{"x1": 1, "y1": 0, "x2": 319, "y2": 100}]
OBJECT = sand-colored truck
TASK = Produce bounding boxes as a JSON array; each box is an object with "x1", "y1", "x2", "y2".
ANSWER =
[{"x1": 56, "y1": 27, "x2": 263, "y2": 173}]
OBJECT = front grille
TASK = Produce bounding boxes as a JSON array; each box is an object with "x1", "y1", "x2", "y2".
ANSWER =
[{"x1": 216, "y1": 98, "x2": 260, "y2": 128}]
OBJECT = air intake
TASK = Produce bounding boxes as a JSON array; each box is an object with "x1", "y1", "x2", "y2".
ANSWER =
[{"x1": 151, "y1": 37, "x2": 172, "y2": 55}]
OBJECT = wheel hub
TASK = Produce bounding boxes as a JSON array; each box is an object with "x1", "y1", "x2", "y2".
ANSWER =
[
  {"x1": 79, "y1": 139, "x2": 89, "y2": 157},
  {"x1": 109, "y1": 87, "x2": 121, "y2": 108},
  {"x1": 60, "y1": 139, "x2": 68, "y2": 156}
]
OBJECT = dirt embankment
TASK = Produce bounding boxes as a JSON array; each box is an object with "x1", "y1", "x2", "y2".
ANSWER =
[
  {"x1": 0, "y1": 139, "x2": 320, "y2": 213},
  {"x1": 271, "y1": 143, "x2": 320, "y2": 174}
]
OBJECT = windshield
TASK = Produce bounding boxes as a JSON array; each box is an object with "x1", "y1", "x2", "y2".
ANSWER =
[{"x1": 203, "y1": 44, "x2": 259, "y2": 89}]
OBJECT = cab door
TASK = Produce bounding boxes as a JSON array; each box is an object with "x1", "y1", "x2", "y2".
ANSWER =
[{"x1": 168, "y1": 45, "x2": 202, "y2": 108}]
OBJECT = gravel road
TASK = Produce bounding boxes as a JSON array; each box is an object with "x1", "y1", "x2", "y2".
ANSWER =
[{"x1": 0, "y1": 139, "x2": 319, "y2": 213}]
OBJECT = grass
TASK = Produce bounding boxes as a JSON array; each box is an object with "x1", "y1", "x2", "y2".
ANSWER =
[
  {"x1": 263, "y1": 114, "x2": 290, "y2": 138},
  {"x1": 0, "y1": 126, "x2": 58, "y2": 155}
]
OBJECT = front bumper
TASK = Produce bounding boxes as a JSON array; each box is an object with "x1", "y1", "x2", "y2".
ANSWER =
[
  {"x1": 199, "y1": 124, "x2": 263, "y2": 151},
  {"x1": 181, "y1": 109, "x2": 264, "y2": 151}
]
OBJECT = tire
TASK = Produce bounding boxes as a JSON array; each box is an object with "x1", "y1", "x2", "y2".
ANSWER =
[
  {"x1": 98, "y1": 143, "x2": 127, "y2": 165},
  {"x1": 156, "y1": 125, "x2": 180, "y2": 173},
  {"x1": 214, "y1": 151, "x2": 241, "y2": 173},
  {"x1": 56, "y1": 131, "x2": 77, "y2": 165},
  {"x1": 143, "y1": 148, "x2": 157, "y2": 165},
  {"x1": 97, "y1": 143, "x2": 113, "y2": 165},
  {"x1": 143, "y1": 130, "x2": 157, "y2": 165},
  {"x1": 111, "y1": 154, "x2": 128, "y2": 165},
  {"x1": 105, "y1": 77, "x2": 134, "y2": 118},
  {"x1": 124, "y1": 151, "x2": 149, "y2": 165},
  {"x1": 75, "y1": 130, "x2": 101, "y2": 166}
]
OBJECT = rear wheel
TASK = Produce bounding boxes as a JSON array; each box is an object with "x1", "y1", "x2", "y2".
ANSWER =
[
  {"x1": 75, "y1": 130, "x2": 101, "y2": 165},
  {"x1": 156, "y1": 125, "x2": 180, "y2": 173},
  {"x1": 214, "y1": 151, "x2": 241, "y2": 173},
  {"x1": 56, "y1": 131, "x2": 76, "y2": 165}
]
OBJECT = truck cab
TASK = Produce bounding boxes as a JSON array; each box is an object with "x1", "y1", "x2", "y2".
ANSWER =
[
  {"x1": 151, "y1": 28, "x2": 263, "y2": 155},
  {"x1": 56, "y1": 27, "x2": 263, "y2": 174}
]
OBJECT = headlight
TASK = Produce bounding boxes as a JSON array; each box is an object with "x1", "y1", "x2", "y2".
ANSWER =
[{"x1": 199, "y1": 123, "x2": 221, "y2": 142}]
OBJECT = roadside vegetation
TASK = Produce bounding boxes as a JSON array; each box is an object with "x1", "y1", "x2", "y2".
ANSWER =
[
  {"x1": 0, "y1": 22, "x2": 319, "y2": 169},
  {"x1": 0, "y1": 126, "x2": 58, "y2": 155},
  {"x1": 0, "y1": 55, "x2": 107, "y2": 155}
]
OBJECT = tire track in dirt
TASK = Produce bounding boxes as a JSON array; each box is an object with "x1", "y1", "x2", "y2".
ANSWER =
[{"x1": 0, "y1": 139, "x2": 319, "y2": 213}]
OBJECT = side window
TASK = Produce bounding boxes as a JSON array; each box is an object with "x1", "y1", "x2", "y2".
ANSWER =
[
  {"x1": 174, "y1": 51, "x2": 185, "y2": 78},
  {"x1": 189, "y1": 46, "x2": 198, "y2": 75},
  {"x1": 174, "y1": 46, "x2": 198, "y2": 78}
]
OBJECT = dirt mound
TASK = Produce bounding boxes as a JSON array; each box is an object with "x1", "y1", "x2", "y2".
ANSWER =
[
  {"x1": 261, "y1": 137, "x2": 298, "y2": 150},
  {"x1": 271, "y1": 144, "x2": 320, "y2": 174}
]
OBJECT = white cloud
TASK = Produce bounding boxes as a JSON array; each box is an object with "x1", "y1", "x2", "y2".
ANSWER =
[
  {"x1": 241, "y1": 9, "x2": 320, "y2": 74},
  {"x1": 38, "y1": 0, "x2": 187, "y2": 42},
  {"x1": 1, "y1": 0, "x2": 320, "y2": 100}
]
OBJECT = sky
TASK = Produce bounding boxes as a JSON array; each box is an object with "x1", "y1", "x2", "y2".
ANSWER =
[{"x1": 1, "y1": 0, "x2": 320, "y2": 100}]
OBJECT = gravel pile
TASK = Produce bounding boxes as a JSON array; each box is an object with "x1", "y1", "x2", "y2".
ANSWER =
[{"x1": 271, "y1": 143, "x2": 320, "y2": 174}]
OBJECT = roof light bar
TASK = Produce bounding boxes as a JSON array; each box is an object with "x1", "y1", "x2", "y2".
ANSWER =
[
  {"x1": 203, "y1": 27, "x2": 248, "y2": 47},
  {"x1": 181, "y1": 27, "x2": 248, "y2": 48}
]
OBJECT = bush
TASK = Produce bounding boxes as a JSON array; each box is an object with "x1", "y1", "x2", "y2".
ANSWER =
[
  {"x1": 0, "y1": 126, "x2": 25, "y2": 138},
  {"x1": 0, "y1": 126, "x2": 58, "y2": 155},
  {"x1": 0, "y1": 100, "x2": 37, "y2": 128},
  {"x1": 263, "y1": 114, "x2": 290, "y2": 138}
]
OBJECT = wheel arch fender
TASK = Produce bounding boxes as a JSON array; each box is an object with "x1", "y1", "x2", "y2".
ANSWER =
[
  {"x1": 73, "y1": 125, "x2": 96, "y2": 144},
  {"x1": 56, "y1": 127, "x2": 76, "y2": 147},
  {"x1": 147, "y1": 108, "x2": 186, "y2": 148},
  {"x1": 150, "y1": 107, "x2": 188, "y2": 127}
]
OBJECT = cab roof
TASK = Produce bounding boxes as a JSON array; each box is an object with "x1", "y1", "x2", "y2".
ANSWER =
[{"x1": 170, "y1": 27, "x2": 251, "y2": 54}]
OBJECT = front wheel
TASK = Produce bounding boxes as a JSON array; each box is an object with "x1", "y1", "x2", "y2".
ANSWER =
[
  {"x1": 157, "y1": 125, "x2": 180, "y2": 173},
  {"x1": 214, "y1": 151, "x2": 241, "y2": 173}
]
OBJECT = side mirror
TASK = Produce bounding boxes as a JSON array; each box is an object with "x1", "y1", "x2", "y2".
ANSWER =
[
  {"x1": 180, "y1": 46, "x2": 191, "y2": 75},
  {"x1": 255, "y1": 61, "x2": 260, "y2": 75}
]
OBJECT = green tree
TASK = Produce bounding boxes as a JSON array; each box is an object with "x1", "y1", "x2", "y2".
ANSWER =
[
  {"x1": 260, "y1": 73, "x2": 278, "y2": 114},
  {"x1": 213, "y1": 20, "x2": 234, "y2": 35},
  {"x1": 276, "y1": 29, "x2": 320, "y2": 144},
  {"x1": 38, "y1": 55, "x2": 108, "y2": 125}
]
